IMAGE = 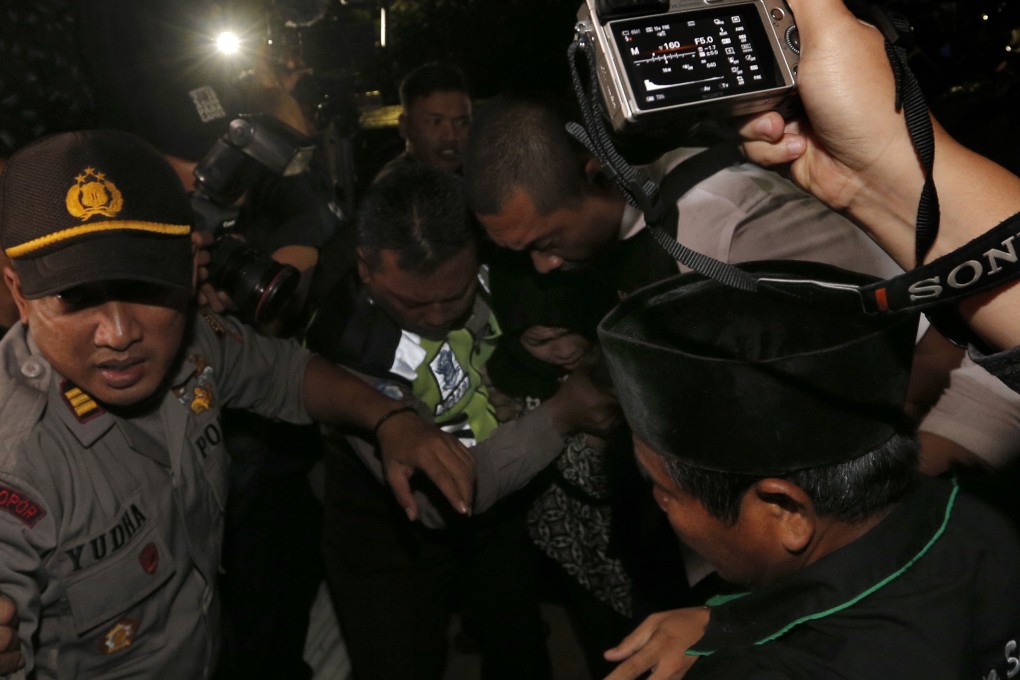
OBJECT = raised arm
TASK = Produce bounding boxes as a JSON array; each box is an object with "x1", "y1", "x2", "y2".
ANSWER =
[{"x1": 738, "y1": 0, "x2": 1020, "y2": 350}]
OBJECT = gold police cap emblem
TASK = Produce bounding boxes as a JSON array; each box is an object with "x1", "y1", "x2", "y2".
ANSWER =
[{"x1": 65, "y1": 166, "x2": 124, "y2": 221}]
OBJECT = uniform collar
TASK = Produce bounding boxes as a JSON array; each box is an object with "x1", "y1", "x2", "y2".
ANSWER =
[
  {"x1": 49, "y1": 377, "x2": 116, "y2": 447},
  {"x1": 690, "y1": 477, "x2": 957, "y2": 654}
]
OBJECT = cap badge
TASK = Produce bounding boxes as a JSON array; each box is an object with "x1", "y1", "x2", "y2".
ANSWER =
[{"x1": 65, "y1": 167, "x2": 124, "y2": 221}]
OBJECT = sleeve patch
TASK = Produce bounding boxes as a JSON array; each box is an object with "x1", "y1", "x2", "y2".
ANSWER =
[{"x1": 0, "y1": 483, "x2": 46, "y2": 527}]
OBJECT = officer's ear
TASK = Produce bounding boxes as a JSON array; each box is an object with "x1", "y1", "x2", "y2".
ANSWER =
[
  {"x1": 747, "y1": 478, "x2": 817, "y2": 555},
  {"x1": 3, "y1": 266, "x2": 30, "y2": 324}
]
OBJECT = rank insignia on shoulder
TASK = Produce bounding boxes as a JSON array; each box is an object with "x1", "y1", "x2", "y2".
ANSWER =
[
  {"x1": 200, "y1": 308, "x2": 225, "y2": 334},
  {"x1": 200, "y1": 309, "x2": 243, "y2": 342},
  {"x1": 99, "y1": 618, "x2": 139, "y2": 655},
  {"x1": 61, "y1": 382, "x2": 104, "y2": 423}
]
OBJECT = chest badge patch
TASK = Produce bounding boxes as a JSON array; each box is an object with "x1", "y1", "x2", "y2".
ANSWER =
[
  {"x1": 172, "y1": 354, "x2": 215, "y2": 414},
  {"x1": 99, "y1": 618, "x2": 139, "y2": 655},
  {"x1": 191, "y1": 386, "x2": 212, "y2": 414}
]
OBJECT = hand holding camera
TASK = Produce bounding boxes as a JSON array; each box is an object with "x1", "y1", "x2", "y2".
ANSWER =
[{"x1": 190, "y1": 114, "x2": 316, "y2": 326}]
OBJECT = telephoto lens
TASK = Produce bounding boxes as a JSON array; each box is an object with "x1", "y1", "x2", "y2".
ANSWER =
[{"x1": 207, "y1": 237, "x2": 300, "y2": 326}]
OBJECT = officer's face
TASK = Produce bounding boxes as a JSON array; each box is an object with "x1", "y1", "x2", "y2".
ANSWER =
[
  {"x1": 358, "y1": 246, "x2": 479, "y2": 341},
  {"x1": 399, "y1": 90, "x2": 472, "y2": 173},
  {"x1": 5, "y1": 270, "x2": 189, "y2": 408},
  {"x1": 478, "y1": 187, "x2": 623, "y2": 274},
  {"x1": 634, "y1": 437, "x2": 775, "y2": 588}
]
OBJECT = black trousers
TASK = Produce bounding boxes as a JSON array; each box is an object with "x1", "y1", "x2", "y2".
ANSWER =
[
  {"x1": 321, "y1": 444, "x2": 552, "y2": 680},
  {"x1": 217, "y1": 414, "x2": 323, "y2": 680}
]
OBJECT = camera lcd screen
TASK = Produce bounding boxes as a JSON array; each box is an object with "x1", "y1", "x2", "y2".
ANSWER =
[{"x1": 608, "y1": 3, "x2": 787, "y2": 112}]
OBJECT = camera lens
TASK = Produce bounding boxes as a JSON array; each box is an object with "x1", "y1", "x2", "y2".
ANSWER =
[{"x1": 207, "y1": 237, "x2": 301, "y2": 326}]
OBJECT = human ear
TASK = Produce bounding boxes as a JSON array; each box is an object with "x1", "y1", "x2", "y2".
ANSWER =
[
  {"x1": 397, "y1": 113, "x2": 410, "y2": 141},
  {"x1": 3, "y1": 267, "x2": 30, "y2": 324},
  {"x1": 752, "y1": 478, "x2": 816, "y2": 555},
  {"x1": 582, "y1": 156, "x2": 619, "y2": 194}
]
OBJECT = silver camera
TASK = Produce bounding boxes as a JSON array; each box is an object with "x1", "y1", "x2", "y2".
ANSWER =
[{"x1": 576, "y1": 0, "x2": 800, "y2": 132}]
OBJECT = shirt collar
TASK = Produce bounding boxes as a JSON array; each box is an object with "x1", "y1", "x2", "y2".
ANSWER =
[
  {"x1": 50, "y1": 378, "x2": 116, "y2": 447},
  {"x1": 690, "y1": 477, "x2": 957, "y2": 653}
]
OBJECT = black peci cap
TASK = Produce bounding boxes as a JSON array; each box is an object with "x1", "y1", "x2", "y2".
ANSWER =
[
  {"x1": 1, "y1": 129, "x2": 194, "y2": 299},
  {"x1": 598, "y1": 260, "x2": 918, "y2": 475}
]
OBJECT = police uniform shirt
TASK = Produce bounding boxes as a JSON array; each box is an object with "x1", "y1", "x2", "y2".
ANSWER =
[
  {"x1": 0, "y1": 311, "x2": 312, "y2": 678},
  {"x1": 974, "y1": 344, "x2": 1020, "y2": 397},
  {"x1": 618, "y1": 146, "x2": 905, "y2": 281},
  {"x1": 681, "y1": 477, "x2": 1020, "y2": 679}
]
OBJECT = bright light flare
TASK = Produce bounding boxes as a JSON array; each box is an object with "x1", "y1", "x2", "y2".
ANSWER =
[{"x1": 216, "y1": 31, "x2": 241, "y2": 55}]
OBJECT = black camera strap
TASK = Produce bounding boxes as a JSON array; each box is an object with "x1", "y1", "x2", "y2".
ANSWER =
[
  {"x1": 852, "y1": 2, "x2": 941, "y2": 266},
  {"x1": 859, "y1": 212, "x2": 1020, "y2": 313}
]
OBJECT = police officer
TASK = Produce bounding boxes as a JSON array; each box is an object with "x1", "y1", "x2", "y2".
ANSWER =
[{"x1": 0, "y1": 129, "x2": 473, "y2": 678}]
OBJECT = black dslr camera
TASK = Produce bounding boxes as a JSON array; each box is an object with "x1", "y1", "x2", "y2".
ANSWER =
[
  {"x1": 575, "y1": 0, "x2": 800, "y2": 133},
  {"x1": 192, "y1": 114, "x2": 317, "y2": 326}
]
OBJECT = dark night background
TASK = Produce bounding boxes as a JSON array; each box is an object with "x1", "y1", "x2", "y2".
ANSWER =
[{"x1": 2, "y1": 0, "x2": 1018, "y2": 183}]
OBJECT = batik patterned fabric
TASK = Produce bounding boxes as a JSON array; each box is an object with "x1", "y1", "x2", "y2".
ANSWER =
[{"x1": 527, "y1": 431, "x2": 634, "y2": 618}]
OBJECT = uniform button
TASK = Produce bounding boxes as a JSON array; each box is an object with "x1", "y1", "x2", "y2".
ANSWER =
[{"x1": 21, "y1": 359, "x2": 44, "y2": 379}]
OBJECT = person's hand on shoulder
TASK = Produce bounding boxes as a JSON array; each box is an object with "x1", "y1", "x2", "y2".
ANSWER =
[{"x1": 602, "y1": 607, "x2": 709, "y2": 680}]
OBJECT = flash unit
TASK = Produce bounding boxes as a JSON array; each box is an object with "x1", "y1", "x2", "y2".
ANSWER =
[{"x1": 215, "y1": 31, "x2": 241, "y2": 55}]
